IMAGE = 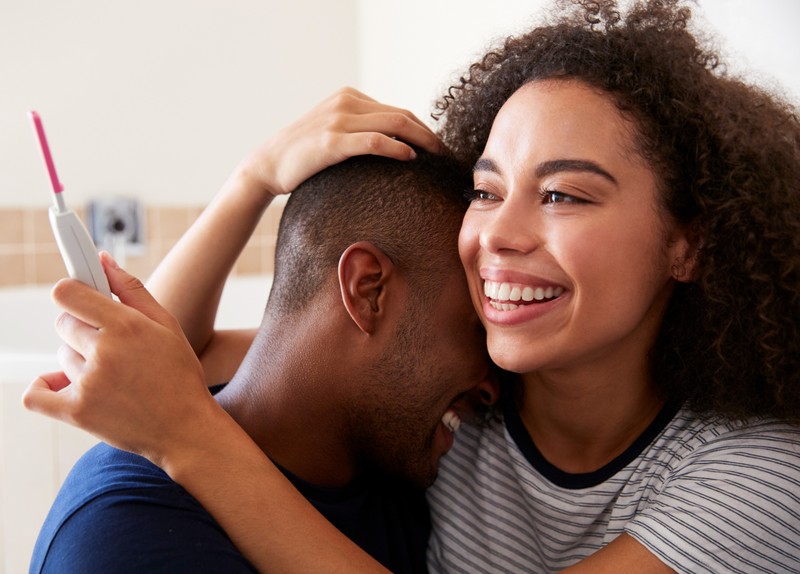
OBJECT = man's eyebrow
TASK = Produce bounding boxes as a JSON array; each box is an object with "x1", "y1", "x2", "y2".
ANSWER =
[{"x1": 534, "y1": 159, "x2": 617, "y2": 185}]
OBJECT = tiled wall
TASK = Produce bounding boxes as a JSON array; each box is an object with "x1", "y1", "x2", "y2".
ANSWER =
[{"x1": 0, "y1": 204, "x2": 283, "y2": 288}]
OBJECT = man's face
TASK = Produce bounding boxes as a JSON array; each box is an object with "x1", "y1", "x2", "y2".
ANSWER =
[{"x1": 353, "y1": 264, "x2": 492, "y2": 488}]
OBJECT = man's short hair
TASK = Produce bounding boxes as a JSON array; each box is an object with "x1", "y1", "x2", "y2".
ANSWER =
[{"x1": 268, "y1": 151, "x2": 471, "y2": 316}]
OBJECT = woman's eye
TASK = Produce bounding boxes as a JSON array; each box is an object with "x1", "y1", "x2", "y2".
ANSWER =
[
  {"x1": 465, "y1": 189, "x2": 498, "y2": 202},
  {"x1": 539, "y1": 189, "x2": 584, "y2": 204}
]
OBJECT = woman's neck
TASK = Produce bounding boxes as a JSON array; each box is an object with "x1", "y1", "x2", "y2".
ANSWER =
[{"x1": 516, "y1": 360, "x2": 664, "y2": 474}]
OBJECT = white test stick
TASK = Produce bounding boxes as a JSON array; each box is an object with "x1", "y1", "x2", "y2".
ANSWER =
[{"x1": 29, "y1": 111, "x2": 111, "y2": 297}]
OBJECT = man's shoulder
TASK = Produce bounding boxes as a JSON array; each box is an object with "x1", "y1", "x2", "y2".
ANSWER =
[
  {"x1": 31, "y1": 443, "x2": 256, "y2": 574},
  {"x1": 49, "y1": 442, "x2": 177, "y2": 514},
  {"x1": 75, "y1": 441, "x2": 173, "y2": 484}
]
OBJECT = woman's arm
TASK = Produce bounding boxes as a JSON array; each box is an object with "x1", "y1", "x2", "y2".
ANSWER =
[
  {"x1": 147, "y1": 87, "x2": 443, "y2": 383},
  {"x1": 24, "y1": 259, "x2": 388, "y2": 572}
]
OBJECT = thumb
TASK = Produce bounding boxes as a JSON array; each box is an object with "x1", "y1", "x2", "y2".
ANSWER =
[{"x1": 99, "y1": 252, "x2": 181, "y2": 332}]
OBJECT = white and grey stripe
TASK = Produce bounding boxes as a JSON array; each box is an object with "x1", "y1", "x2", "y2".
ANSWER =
[{"x1": 427, "y1": 403, "x2": 800, "y2": 573}]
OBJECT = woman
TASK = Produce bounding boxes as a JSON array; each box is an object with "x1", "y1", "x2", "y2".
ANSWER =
[
  {"x1": 424, "y1": 2, "x2": 800, "y2": 571},
  {"x1": 25, "y1": 0, "x2": 800, "y2": 572}
]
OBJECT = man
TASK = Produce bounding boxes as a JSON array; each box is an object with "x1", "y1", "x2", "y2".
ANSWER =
[{"x1": 29, "y1": 152, "x2": 495, "y2": 573}]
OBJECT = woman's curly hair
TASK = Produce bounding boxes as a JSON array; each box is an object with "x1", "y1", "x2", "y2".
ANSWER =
[{"x1": 435, "y1": 0, "x2": 800, "y2": 423}]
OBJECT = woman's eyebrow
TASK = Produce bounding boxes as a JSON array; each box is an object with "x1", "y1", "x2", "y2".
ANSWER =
[
  {"x1": 473, "y1": 157, "x2": 617, "y2": 185},
  {"x1": 535, "y1": 159, "x2": 617, "y2": 184},
  {"x1": 473, "y1": 157, "x2": 499, "y2": 174}
]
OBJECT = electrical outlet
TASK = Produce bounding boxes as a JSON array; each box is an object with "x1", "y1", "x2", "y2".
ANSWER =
[{"x1": 87, "y1": 198, "x2": 145, "y2": 256}]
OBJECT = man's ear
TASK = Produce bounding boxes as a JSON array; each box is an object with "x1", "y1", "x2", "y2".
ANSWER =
[{"x1": 338, "y1": 242, "x2": 395, "y2": 334}]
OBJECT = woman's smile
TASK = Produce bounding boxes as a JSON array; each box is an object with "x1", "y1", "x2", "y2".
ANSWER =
[{"x1": 483, "y1": 279, "x2": 565, "y2": 307}]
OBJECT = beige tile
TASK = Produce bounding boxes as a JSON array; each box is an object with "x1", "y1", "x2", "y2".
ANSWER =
[
  {"x1": 187, "y1": 206, "x2": 204, "y2": 223},
  {"x1": 157, "y1": 207, "x2": 192, "y2": 243},
  {"x1": 0, "y1": 253, "x2": 27, "y2": 287},
  {"x1": 154, "y1": 238, "x2": 178, "y2": 263},
  {"x1": 253, "y1": 217, "x2": 270, "y2": 242},
  {"x1": 0, "y1": 209, "x2": 25, "y2": 245},
  {"x1": 144, "y1": 206, "x2": 161, "y2": 245},
  {"x1": 33, "y1": 248, "x2": 68, "y2": 285},
  {"x1": 260, "y1": 201, "x2": 285, "y2": 237},
  {"x1": 124, "y1": 253, "x2": 157, "y2": 282},
  {"x1": 253, "y1": 208, "x2": 269, "y2": 234},
  {"x1": 233, "y1": 244, "x2": 265, "y2": 276},
  {"x1": 263, "y1": 238, "x2": 277, "y2": 275},
  {"x1": 26, "y1": 206, "x2": 92, "y2": 248},
  {"x1": 27, "y1": 208, "x2": 58, "y2": 246}
]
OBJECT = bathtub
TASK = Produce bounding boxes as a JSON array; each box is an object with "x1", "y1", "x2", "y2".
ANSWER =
[
  {"x1": 0, "y1": 274, "x2": 272, "y2": 383},
  {"x1": 0, "y1": 275, "x2": 272, "y2": 574}
]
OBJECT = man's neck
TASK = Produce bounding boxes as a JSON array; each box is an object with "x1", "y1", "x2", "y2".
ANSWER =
[{"x1": 215, "y1": 320, "x2": 360, "y2": 488}]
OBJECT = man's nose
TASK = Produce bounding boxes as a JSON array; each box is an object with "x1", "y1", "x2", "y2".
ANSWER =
[{"x1": 469, "y1": 370, "x2": 501, "y2": 406}]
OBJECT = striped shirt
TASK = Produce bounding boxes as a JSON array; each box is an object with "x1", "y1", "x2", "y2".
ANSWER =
[{"x1": 427, "y1": 397, "x2": 800, "y2": 573}]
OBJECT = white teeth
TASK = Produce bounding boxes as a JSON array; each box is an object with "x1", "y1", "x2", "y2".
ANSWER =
[
  {"x1": 490, "y1": 301, "x2": 519, "y2": 311},
  {"x1": 483, "y1": 280, "x2": 563, "y2": 305},
  {"x1": 442, "y1": 410, "x2": 461, "y2": 433},
  {"x1": 522, "y1": 286, "x2": 535, "y2": 301},
  {"x1": 497, "y1": 282, "x2": 511, "y2": 300}
]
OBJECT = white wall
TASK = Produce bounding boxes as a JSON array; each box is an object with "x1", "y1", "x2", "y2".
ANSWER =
[
  {"x1": 357, "y1": 0, "x2": 800, "y2": 122},
  {"x1": 699, "y1": 0, "x2": 800, "y2": 102},
  {"x1": 0, "y1": 0, "x2": 357, "y2": 208},
  {"x1": 3, "y1": 1, "x2": 798, "y2": 209},
  {"x1": 357, "y1": 0, "x2": 550, "y2": 122}
]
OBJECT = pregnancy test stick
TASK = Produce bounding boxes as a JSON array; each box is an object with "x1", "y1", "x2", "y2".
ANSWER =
[{"x1": 29, "y1": 111, "x2": 111, "y2": 297}]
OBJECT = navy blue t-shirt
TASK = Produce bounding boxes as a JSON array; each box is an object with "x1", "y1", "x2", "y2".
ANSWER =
[{"x1": 30, "y1": 443, "x2": 429, "y2": 573}]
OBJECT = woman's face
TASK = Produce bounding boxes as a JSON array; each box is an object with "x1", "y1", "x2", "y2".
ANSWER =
[{"x1": 459, "y1": 79, "x2": 690, "y2": 375}]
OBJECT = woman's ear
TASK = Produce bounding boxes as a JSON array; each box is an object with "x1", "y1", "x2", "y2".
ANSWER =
[
  {"x1": 338, "y1": 242, "x2": 395, "y2": 334},
  {"x1": 670, "y1": 222, "x2": 704, "y2": 283}
]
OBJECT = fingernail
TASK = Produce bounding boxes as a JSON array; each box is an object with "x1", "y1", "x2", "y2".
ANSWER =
[{"x1": 101, "y1": 251, "x2": 120, "y2": 269}]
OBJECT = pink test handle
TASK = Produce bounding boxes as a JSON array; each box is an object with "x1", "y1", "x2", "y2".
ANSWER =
[{"x1": 29, "y1": 111, "x2": 64, "y2": 194}]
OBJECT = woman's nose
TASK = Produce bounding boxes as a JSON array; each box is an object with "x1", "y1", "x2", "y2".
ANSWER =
[{"x1": 479, "y1": 198, "x2": 540, "y2": 255}]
